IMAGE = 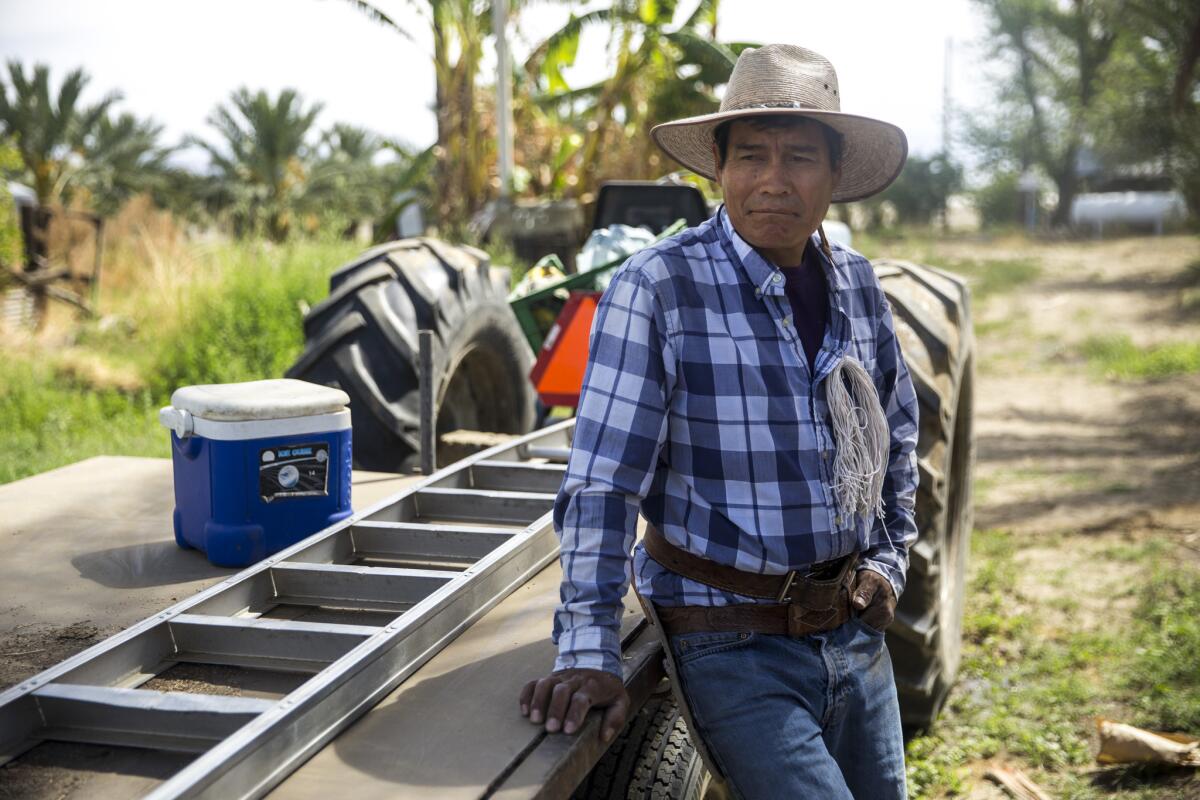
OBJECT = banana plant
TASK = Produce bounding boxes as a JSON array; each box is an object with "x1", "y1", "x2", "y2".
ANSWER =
[
  {"x1": 526, "y1": 0, "x2": 752, "y2": 196},
  {"x1": 343, "y1": 0, "x2": 502, "y2": 233}
]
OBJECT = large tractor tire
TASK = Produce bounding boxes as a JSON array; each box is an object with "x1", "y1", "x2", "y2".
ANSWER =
[
  {"x1": 574, "y1": 693, "x2": 713, "y2": 800},
  {"x1": 875, "y1": 260, "x2": 975, "y2": 730},
  {"x1": 287, "y1": 238, "x2": 537, "y2": 472}
]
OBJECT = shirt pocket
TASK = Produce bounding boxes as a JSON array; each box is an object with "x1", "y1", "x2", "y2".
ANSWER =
[{"x1": 845, "y1": 319, "x2": 880, "y2": 379}]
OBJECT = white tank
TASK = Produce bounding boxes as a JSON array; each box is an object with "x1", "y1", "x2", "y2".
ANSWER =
[{"x1": 1070, "y1": 191, "x2": 1187, "y2": 235}]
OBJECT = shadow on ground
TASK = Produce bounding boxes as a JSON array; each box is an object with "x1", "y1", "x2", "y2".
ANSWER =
[
  {"x1": 975, "y1": 384, "x2": 1200, "y2": 531},
  {"x1": 71, "y1": 541, "x2": 234, "y2": 589}
]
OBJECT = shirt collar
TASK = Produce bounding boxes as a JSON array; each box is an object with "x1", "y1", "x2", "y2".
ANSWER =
[{"x1": 717, "y1": 205, "x2": 845, "y2": 300}]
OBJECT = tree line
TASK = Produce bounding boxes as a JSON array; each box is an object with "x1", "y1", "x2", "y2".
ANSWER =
[
  {"x1": 969, "y1": 0, "x2": 1200, "y2": 226},
  {"x1": 0, "y1": 63, "x2": 433, "y2": 243},
  {"x1": 0, "y1": 0, "x2": 748, "y2": 244},
  {"x1": 1, "y1": 0, "x2": 1195, "y2": 246}
]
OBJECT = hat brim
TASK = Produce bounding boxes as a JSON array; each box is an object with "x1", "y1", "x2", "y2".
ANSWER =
[{"x1": 651, "y1": 108, "x2": 908, "y2": 203}]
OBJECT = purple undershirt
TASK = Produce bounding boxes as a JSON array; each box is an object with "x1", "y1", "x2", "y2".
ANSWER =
[{"x1": 777, "y1": 242, "x2": 829, "y2": 372}]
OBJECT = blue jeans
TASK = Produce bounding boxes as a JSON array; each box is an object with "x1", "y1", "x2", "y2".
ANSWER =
[{"x1": 669, "y1": 618, "x2": 906, "y2": 800}]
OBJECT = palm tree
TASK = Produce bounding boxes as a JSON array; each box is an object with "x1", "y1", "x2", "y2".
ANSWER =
[
  {"x1": 308, "y1": 123, "x2": 385, "y2": 225},
  {"x1": 0, "y1": 138, "x2": 23, "y2": 271},
  {"x1": 527, "y1": 0, "x2": 748, "y2": 196},
  {"x1": 0, "y1": 62, "x2": 119, "y2": 206},
  {"x1": 276, "y1": 122, "x2": 437, "y2": 241},
  {"x1": 192, "y1": 87, "x2": 324, "y2": 241},
  {"x1": 78, "y1": 111, "x2": 173, "y2": 217}
]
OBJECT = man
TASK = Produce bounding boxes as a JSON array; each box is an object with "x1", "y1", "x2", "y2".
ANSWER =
[{"x1": 519, "y1": 44, "x2": 918, "y2": 799}]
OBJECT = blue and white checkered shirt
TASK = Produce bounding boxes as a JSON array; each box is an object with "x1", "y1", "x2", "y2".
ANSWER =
[{"x1": 552, "y1": 208, "x2": 919, "y2": 675}]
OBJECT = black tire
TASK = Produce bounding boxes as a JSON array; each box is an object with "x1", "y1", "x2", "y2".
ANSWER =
[
  {"x1": 286, "y1": 237, "x2": 537, "y2": 472},
  {"x1": 574, "y1": 693, "x2": 711, "y2": 800},
  {"x1": 874, "y1": 259, "x2": 975, "y2": 731}
]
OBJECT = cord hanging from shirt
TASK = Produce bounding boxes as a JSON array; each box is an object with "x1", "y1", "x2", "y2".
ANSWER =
[
  {"x1": 825, "y1": 356, "x2": 889, "y2": 522},
  {"x1": 817, "y1": 224, "x2": 833, "y2": 261}
]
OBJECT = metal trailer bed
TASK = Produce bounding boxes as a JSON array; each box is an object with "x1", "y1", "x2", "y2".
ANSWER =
[{"x1": 0, "y1": 422, "x2": 664, "y2": 799}]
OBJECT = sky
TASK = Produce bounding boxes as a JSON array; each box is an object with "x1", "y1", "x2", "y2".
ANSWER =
[{"x1": 0, "y1": 0, "x2": 990, "y2": 172}]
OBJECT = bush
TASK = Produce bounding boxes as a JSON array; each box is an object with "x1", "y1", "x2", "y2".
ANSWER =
[
  {"x1": 0, "y1": 235, "x2": 363, "y2": 485},
  {"x1": 880, "y1": 153, "x2": 964, "y2": 226},
  {"x1": 974, "y1": 171, "x2": 1023, "y2": 227}
]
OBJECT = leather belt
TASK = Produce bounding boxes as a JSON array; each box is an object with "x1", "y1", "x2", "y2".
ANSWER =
[{"x1": 643, "y1": 523, "x2": 858, "y2": 639}]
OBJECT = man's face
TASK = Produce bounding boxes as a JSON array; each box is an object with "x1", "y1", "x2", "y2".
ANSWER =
[{"x1": 713, "y1": 119, "x2": 840, "y2": 267}]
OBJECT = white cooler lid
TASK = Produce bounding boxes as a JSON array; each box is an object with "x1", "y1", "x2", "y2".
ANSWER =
[{"x1": 170, "y1": 379, "x2": 350, "y2": 422}]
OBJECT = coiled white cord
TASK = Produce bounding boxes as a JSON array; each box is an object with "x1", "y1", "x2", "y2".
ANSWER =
[{"x1": 826, "y1": 356, "x2": 889, "y2": 522}]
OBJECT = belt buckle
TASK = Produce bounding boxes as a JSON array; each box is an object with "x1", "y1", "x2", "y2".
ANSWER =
[{"x1": 775, "y1": 570, "x2": 796, "y2": 603}]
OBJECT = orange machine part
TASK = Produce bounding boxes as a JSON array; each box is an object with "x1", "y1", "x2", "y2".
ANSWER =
[{"x1": 529, "y1": 291, "x2": 601, "y2": 408}]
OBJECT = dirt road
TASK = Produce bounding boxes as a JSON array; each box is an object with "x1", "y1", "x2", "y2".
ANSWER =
[
  {"x1": 904, "y1": 232, "x2": 1200, "y2": 799},
  {"x1": 962, "y1": 235, "x2": 1200, "y2": 540}
]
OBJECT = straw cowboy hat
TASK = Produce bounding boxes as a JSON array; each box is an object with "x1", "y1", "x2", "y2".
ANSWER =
[{"x1": 651, "y1": 44, "x2": 908, "y2": 202}]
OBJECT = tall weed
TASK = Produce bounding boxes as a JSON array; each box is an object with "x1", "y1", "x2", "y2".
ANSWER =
[
  {"x1": 0, "y1": 229, "x2": 361, "y2": 484},
  {"x1": 146, "y1": 239, "x2": 359, "y2": 397}
]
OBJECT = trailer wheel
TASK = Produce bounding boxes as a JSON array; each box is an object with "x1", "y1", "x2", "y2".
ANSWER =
[
  {"x1": 574, "y1": 693, "x2": 711, "y2": 800},
  {"x1": 874, "y1": 260, "x2": 975, "y2": 730},
  {"x1": 286, "y1": 238, "x2": 537, "y2": 472}
]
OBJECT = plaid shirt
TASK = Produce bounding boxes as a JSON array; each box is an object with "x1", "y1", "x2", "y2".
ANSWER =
[{"x1": 552, "y1": 208, "x2": 919, "y2": 675}]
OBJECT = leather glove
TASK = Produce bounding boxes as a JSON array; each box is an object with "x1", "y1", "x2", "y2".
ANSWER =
[{"x1": 851, "y1": 568, "x2": 896, "y2": 632}]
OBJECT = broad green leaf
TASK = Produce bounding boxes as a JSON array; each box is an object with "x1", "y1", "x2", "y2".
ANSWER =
[{"x1": 544, "y1": 13, "x2": 582, "y2": 94}]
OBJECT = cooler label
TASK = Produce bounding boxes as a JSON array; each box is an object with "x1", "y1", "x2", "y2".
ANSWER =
[{"x1": 259, "y1": 443, "x2": 329, "y2": 502}]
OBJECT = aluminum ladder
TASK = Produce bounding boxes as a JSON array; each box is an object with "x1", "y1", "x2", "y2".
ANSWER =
[{"x1": 0, "y1": 419, "x2": 576, "y2": 798}]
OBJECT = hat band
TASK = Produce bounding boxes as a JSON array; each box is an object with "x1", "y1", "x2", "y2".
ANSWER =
[{"x1": 727, "y1": 101, "x2": 835, "y2": 112}]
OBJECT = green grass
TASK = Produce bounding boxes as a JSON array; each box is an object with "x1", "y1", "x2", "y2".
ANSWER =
[
  {"x1": 973, "y1": 467, "x2": 1104, "y2": 505},
  {"x1": 854, "y1": 229, "x2": 1043, "y2": 302},
  {"x1": 929, "y1": 256, "x2": 1042, "y2": 299},
  {"x1": 0, "y1": 358, "x2": 167, "y2": 484},
  {"x1": 974, "y1": 315, "x2": 1024, "y2": 338},
  {"x1": 0, "y1": 238, "x2": 361, "y2": 485},
  {"x1": 1080, "y1": 335, "x2": 1200, "y2": 380},
  {"x1": 1123, "y1": 567, "x2": 1200, "y2": 732},
  {"x1": 905, "y1": 528, "x2": 1200, "y2": 799}
]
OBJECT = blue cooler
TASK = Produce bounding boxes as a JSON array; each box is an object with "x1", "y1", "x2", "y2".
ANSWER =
[{"x1": 159, "y1": 379, "x2": 353, "y2": 567}]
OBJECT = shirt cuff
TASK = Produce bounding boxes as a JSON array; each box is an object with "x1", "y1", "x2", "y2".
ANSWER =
[
  {"x1": 857, "y1": 556, "x2": 905, "y2": 602},
  {"x1": 552, "y1": 623, "x2": 624, "y2": 677}
]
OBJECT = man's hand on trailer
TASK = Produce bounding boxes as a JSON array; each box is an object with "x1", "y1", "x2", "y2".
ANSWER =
[{"x1": 519, "y1": 668, "x2": 630, "y2": 742}]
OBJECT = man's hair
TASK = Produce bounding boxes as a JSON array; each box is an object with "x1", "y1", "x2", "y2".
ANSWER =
[{"x1": 713, "y1": 115, "x2": 844, "y2": 171}]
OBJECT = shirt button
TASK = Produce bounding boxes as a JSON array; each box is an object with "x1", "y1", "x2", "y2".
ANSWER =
[
  {"x1": 772, "y1": 274, "x2": 782, "y2": 284},
  {"x1": 782, "y1": 318, "x2": 790, "y2": 327}
]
